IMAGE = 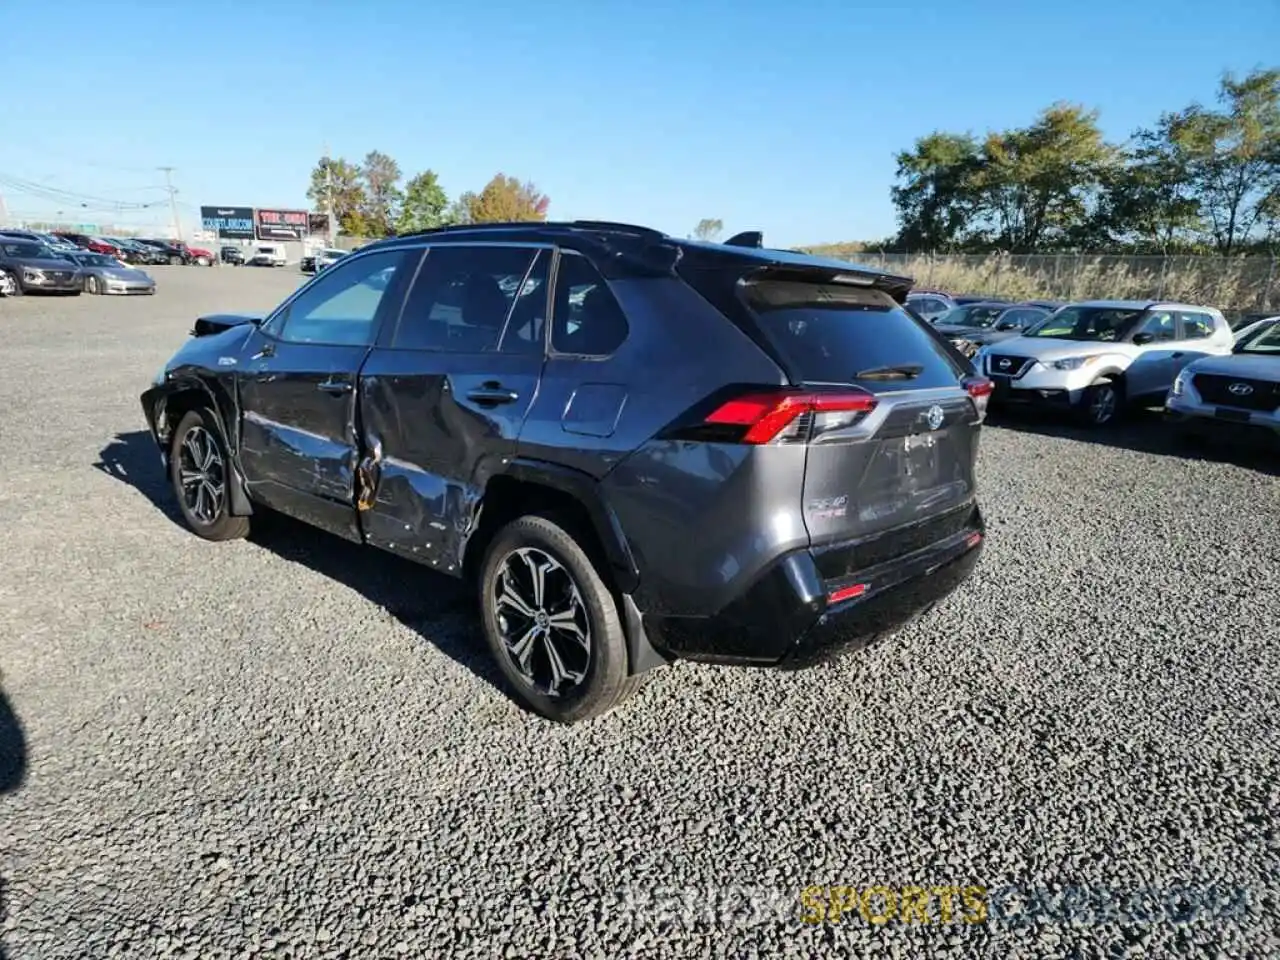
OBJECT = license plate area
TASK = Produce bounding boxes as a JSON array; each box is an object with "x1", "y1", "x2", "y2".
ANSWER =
[{"x1": 1214, "y1": 407, "x2": 1251, "y2": 423}]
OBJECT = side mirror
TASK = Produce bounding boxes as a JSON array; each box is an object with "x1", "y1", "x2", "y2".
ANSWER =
[
  {"x1": 996, "y1": 321, "x2": 1018, "y2": 331},
  {"x1": 1133, "y1": 332, "x2": 1155, "y2": 346}
]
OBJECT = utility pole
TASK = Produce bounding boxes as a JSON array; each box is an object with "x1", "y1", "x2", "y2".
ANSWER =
[
  {"x1": 159, "y1": 166, "x2": 182, "y2": 242},
  {"x1": 0, "y1": 191, "x2": 8, "y2": 227},
  {"x1": 322, "y1": 142, "x2": 336, "y2": 247}
]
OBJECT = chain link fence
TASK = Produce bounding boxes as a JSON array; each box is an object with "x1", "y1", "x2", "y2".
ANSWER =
[{"x1": 841, "y1": 253, "x2": 1278, "y2": 316}]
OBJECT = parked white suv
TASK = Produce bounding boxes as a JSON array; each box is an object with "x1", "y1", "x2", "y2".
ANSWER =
[
  {"x1": 1166, "y1": 315, "x2": 1280, "y2": 444},
  {"x1": 976, "y1": 300, "x2": 1234, "y2": 426}
]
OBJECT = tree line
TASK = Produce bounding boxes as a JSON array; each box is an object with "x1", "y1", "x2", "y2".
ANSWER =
[
  {"x1": 881, "y1": 67, "x2": 1280, "y2": 256},
  {"x1": 306, "y1": 152, "x2": 550, "y2": 238}
]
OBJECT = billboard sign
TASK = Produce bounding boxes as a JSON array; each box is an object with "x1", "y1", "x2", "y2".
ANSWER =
[
  {"x1": 200, "y1": 205, "x2": 255, "y2": 240},
  {"x1": 255, "y1": 208, "x2": 309, "y2": 241}
]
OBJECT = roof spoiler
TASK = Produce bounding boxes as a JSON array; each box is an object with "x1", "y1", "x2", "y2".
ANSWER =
[{"x1": 724, "y1": 231, "x2": 763, "y2": 248}]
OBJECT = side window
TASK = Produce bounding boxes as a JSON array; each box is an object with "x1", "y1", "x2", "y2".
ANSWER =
[
  {"x1": 1137, "y1": 311, "x2": 1177, "y2": 341},
  {"x1": 551, "y1": 252, "x2": 629, "y2": 356},
  {"x1": 1179, "y1": 311, "x2": 1215, "y2": 340},
  {"x1": 394, "y1": 245, "x2": 544, "y2": 353},
  {"x1": 270, "y1": 250, "x2": 407, "y2": 346}
]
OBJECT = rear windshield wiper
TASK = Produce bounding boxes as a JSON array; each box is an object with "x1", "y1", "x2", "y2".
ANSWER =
[{"x1": 854, "y1": 363, "x2": 924, "y2": 380}]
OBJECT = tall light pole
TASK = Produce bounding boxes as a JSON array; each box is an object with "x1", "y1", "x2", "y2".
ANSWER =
[
  {"x1": 322, "y1": 142, "x2": 336, "y2": 247},
  {"x1": 159, "y1": 166, "x2": 182, "y2": 241}
]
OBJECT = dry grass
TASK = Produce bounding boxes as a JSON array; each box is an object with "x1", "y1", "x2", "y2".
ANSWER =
[{"x1": 801, "y1": 248, "x2": 1279, "y2": 314}]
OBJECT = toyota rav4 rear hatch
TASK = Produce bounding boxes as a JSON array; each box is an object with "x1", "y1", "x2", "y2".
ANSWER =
[{"x1": 726, "y1": 271, "x2": 987, "y2": 556}]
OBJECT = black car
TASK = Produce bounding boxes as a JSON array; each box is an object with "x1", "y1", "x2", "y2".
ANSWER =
[
  {"x1": 933, "y1": 301, "x2": 1053, "y2": 357},
  {"x1": 141, "y1": 220, "x2": 990, "y2": 721},
  {"x1": 221, "y1": 246, "x2": 245, "y2": 266},
  {"x1": 0, "y1": 238, "x2": 84, "y2": 296}
]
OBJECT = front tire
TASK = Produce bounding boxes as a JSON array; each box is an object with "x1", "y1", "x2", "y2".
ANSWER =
[
  {"x1": 0, "y1": 269, "x2": 21, "y2": 297},
  {"x1": 479, "y1": 514, "x2": 635, "y2": 723},
  {"x1": 169, "y1": 409, "x2": 250, "y2": 541},
  {"x1": 1079, "y1": 376, "x2": 1122, "y2": 427},
  {"x1": 85, "y1": 275, "x2": 101, "y2": 294}
]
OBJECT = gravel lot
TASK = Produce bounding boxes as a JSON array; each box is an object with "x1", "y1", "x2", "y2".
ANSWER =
[{"x1": 1, "y1": 266, "x2": 1278, "y2": 959}]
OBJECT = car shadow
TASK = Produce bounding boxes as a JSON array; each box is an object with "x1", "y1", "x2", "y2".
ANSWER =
[
  {"x1": 95, "y1": 432, "x2": 501, "y2": 689},
  {"x1": 0, "y1": 685, "x2": 26, "y2": 796},
  {"x1": 987, "y1": 405, "x2": 1280, "y2": 477},
  {"x1": 1, "y1": 682, "x2": 27, "y2": 958}
]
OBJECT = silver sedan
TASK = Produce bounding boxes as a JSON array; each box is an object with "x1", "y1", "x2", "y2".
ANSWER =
[{"x1": 67, "y1": 252, "x2": 157, "y2": 295}]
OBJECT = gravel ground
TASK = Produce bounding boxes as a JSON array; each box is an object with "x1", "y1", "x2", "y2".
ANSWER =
[{"x1": 1, "y1": 266, "x2": 1278, "y2": 959}]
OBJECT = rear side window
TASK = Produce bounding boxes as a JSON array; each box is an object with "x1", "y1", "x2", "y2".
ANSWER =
[
  {"x1": 550, "y1": 252, "x2": 629, "y2": 356},
  {"x1": 395, "y1": 245, "x2": 547, "y2": 354},
  {"x1": 1179, "y1": 311, "x2": 1215, "y2": 339},
  {"x1": 741, "y1": 280, "x2": 966, "y2": 389}
]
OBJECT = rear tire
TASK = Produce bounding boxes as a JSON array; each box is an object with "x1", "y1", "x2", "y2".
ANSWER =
[
  {"x1": 479, "y1": 513, "x2": 635, "y2": 723},
  {"x1": 169, "y1": 409, "x2": 250, "y2": 541},
  {"x1": 168, "y1": 255, "x2": 182, "y2": 266}
]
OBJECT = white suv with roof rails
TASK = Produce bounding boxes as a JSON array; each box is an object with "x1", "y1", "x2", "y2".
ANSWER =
[{"x1": 975, "y1": 300, "x2": 1234, "y2": 426}]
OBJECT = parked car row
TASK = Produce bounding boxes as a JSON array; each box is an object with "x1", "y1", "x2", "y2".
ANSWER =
[
  {"x1": 0, "y1": 237, "x2": 155, "y2": 296},
  {"x1": 0, "y1": 228, "x2": 213, "y2": 268},
  {"x1": 968, "y1": 300, "x2": 1279, "y2": 443}
]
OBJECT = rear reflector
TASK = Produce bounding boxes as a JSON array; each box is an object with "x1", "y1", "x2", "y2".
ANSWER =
[
  {"x1": 965, "y1": 532, "x2": 983, "y2": 548},
  {"x1": 828, "y1": 582, "x2": 869, "y2": 604},
  {"x1": 703, "y1": 388, "x2": 878, "y2": 444}
]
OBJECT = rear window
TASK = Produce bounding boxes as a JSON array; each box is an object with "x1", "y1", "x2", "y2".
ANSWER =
[{"x1": 742, "y1": 280, "x2": 967, "y2": 389}]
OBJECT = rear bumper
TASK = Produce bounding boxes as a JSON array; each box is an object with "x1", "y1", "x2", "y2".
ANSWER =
[{"x1": 642, "y1": 506, "x2": 985, "y2": 667}]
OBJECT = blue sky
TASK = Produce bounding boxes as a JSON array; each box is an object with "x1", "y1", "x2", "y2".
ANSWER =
[{"x1": 1, "y1": 0, "x2": 1277, "y2": 246}]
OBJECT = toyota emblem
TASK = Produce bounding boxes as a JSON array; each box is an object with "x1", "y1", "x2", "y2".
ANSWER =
[
  {"x1": 1227, "y1": 382, "x2": 1254, "y2": 396},
  {"x1": 926, "y1": 404, "x2": 945, "y2": 431},
  {"x1": 998, "y1": 358, "x2": 1012, "y2": 370}
]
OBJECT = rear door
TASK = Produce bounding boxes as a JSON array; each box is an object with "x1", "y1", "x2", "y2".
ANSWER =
[
  {"x1": 237, "y1": 247, "x2": 417, "y2": 541},
  {"x1": 740, "y1": 277, "x2": 981, "y2": 549},
  {"x1": 356, "y1": 243, "x2": 550, "y2": 570}
]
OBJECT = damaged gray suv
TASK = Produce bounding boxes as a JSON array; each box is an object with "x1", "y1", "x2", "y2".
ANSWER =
[{"x1": 141, "y1": 221, "x2": 990, "y2": 722}]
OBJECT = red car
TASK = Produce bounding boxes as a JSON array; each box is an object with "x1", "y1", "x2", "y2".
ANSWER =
[{"x1": 53, "y1": 232, "x2": 122, "y2": 257}]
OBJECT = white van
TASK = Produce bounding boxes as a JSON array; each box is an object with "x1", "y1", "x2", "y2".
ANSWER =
[{"x1": 248, "y1": 244, "x2": 287, "y2": 267}]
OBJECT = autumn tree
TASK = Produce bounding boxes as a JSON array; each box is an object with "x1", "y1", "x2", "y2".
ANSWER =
[
  {"x1": 465, "y1": 174, "x2": 550, "y2": 223},
  {"x1": 1166, "y1": 68, "x2": 1280, "y2": 254},
  {"x1": 306, "y1": 156, "x2": 366, "y2": 236},
  {"x1": 396, "y1": 170, "x2": 449, "y2": 233},
  {"x1": 693, "y1": 218, "x2": 723, "y2": 241},
  {"x1": 890, "y1": 132, "x2": 983, "y2": 251},
  {"x1": 1091, "y1": 121, "x2": 1202, "y2": 252},
  {"x1": 359, "y1": 150, "x2": 403, "y2": 236}
]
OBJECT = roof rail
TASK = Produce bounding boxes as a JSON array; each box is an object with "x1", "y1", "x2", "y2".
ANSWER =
[
  {"x1": 389, "y1": 219, "x2": 668, "y2": 242},
  {"x1": 724, "y1": 230, "x2": 763, "y2": 248}
]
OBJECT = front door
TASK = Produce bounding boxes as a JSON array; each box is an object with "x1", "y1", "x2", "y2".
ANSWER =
[
  {"x1": 357, "y1": 243, "x2": 550, "y2": 571},
  {"x1": 238, "y1": 247, "x2": 418, "y2": 541}
]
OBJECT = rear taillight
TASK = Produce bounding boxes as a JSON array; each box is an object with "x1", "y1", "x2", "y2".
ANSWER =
[
  {"x1": 687, "y1": 387, "x2": 879, "y2": 444},
  {"x1": 963, "y1": 376, "x2": 993, "y2": 420}
]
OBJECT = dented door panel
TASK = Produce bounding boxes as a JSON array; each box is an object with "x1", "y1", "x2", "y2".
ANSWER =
[{"x1": 356, "y1": 353, "x2": 541, "y2": 571}]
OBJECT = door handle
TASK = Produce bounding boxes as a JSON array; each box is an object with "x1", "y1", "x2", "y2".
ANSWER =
[
  {"x1": 317, "y1": 379, "x2": 354, "y2": 395},
  {"x1": 466, "y1": 383, "x2": 519, "y2": 405}
]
